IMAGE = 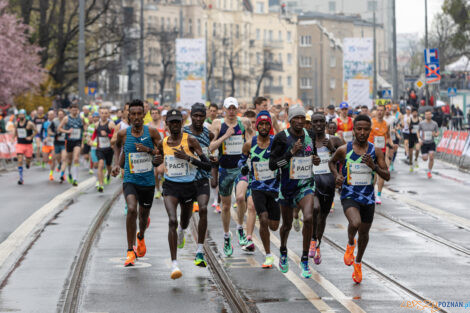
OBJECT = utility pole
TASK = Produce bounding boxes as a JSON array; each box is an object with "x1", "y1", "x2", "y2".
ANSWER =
[
  {"x1": 373, "y1": 9, "x2": 377, "y2": 100},
  {"x1": 139, "y1": 0, "x2": 145, "y2": 100},
  {"x1": 425, "y1": 0, "x2": 429, "y2": 106},
  {"x1": 392, "y1": 0, "x2": 399, "y2": 103},
  {"x1": 78, "y1": 0, "x2": 86, "y2": 108}
]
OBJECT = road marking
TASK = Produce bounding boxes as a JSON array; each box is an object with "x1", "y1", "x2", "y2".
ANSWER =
[
  {"x1": 0, "y1": 177, "x2": 96, "y2": 268},
  {"x1": 229, "y1": 208, "x2": 335, "y2": 313},
  {"x1": 383, "y1": 188, "x2": 470, "y2": 230}
]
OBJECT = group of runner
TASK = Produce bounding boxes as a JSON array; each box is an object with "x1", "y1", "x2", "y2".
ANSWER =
[{"x1": 12, "y1": 96, "x2": 440, "y2": 283}]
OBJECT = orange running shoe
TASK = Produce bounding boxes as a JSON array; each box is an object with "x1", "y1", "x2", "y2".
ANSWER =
[
  {"x1": 427, "y1": 172, "x2": 432, "y2": 179},
  {"x1": 344, "y1": 239, "x2": 356, "y2": 266},
  {"x1": 193, "y1": 202, "x2": 199, "y2": 212},
  {"x1": 124, "y1": 250, "x2": 136, "y2": 267},
  {"x1": 352, "y1": 262, "x2": 362, "y2": 283},
  {"x1": 136, "y1": 232, "x2": 146, "y2": 257},
  {"x1": 49, "y1": 174, "x2": 54, "y2": 181},
  {"x1": 214, "y1": 205, "x2": 221, "y2": 214},
  {"x1": 308, "y1": 240, "x2": 316, "y2": 258}
]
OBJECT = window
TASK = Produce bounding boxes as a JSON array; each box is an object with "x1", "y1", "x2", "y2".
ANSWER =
[
  {"x1": 197, "y1": 19, "x2": 201, "y2": 36},
  {"x1": 300, "y1": 56, "x2": 312, "y2": 68},
  {"x1": 256, "y1": 52, "x2": 261, "y2": 65},
  {"x1": 236, "y1": 25, "x2": 239, "y2": 39},
  {"x1": 287, "y1": 76, "x2": 292, "y2": 87},
  {"x1": 330, "y1": 55, "x2": 336, "y2": 68},
  {"x1": 300, "y1": 35, "x2": 312, "y2": 47},
  {"x1": 367, "y1": 0, "x2": 377, "y2": 11},
  {"x1": 278, "y1": 31, "x2": 282, "y2": 41},
  {"x1": 224, "y1": 24, "x2": 227, "y2": 37},
  {"x1": 188, "y1": 18, "x2": 192, "y2": 35},
  {"x1": 329, "y1": 1, "x2": 336, "y2": 13},
  {"x1": 330, "y1": 78, "x2": 336, "y2": 89},
  {"x1": 256, "y1": 29, "x2": 260, "y2": 40},
  {"x1": 278, "y1": 53, "x2": 282, "y2": 63},
  {"x1": 161, "y1": 17, "x2": 165, "y2": 31},
  {"x1": 287, "y1": 53, "x2": 292, "y2": 65},
  {"x1": 213, "y1": 22, "x2": 217, "y2": 36},
  {"x1": 269, "y1": 30, "x2": 273, "y2": 41},
  {"x1": 278, "y1": 76, "x2": 282, "y2": 86},
  {"x1": 287, "y1": 31, "x2": 292, "y2": 42},
  {"x1": 300, "y1": 77, "x2": 312, "y2": 89},
  {"x1": 256, "y1": 1, "x2": 264, "y2": 13},
  {"x1": 264, "y1": 29, "x2": 267, "y2": 41}
]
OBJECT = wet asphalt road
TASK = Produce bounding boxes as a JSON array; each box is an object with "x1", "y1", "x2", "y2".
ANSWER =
[{"x1": 0, "y1": 150, "x2": 469, "y2": 313}]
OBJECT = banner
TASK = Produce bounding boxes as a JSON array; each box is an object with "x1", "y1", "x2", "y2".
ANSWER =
[
  {"x1": 343, "y1": 38, "x2": 373, "y2": 108},
  {"x1": 436, "y1": 130, "x2": 451, "y2": 152},
  {"x1": 0, "y1": 133, "x2": 16, "y2": 159},
  {"x1": 453, "y1": 132, "x2": 469, "y2": 156},
  {"x1": 445, "y1": 131, "x2": 459, "y2": 155},
  {"x1": 176, "y1": 38, "x2": 206, "y2": 109}
]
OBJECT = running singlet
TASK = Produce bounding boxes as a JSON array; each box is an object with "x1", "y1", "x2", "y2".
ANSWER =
[
  {"x1": 51, "y1": 119, "x2": 66, "y2": 145},
  {"x1": 163, "y1": 132, "x2": 197, "y2": 183},
  {"x1": 33, "y1": 115, "x2": 46, "y2": 135},
  {"x1": 123, "y1": 125, "x2": 155, "y2": 186},
  {"x1": 183, "y1": 125, "x2": 211, "y2": 180},
  {"x1": 336, "y1": 117, "x2": 353, "y2": 142},
  {"x1": 65, "y1": 115, "x2": 83, "y2": 141},
  {"x1": 96, "y1": 121, "x2": 113, "y2": 149},
  {"x1": 249, "y1": 135, "x2": 279, "y2": 193},
  {"x1": 43, "y1": 121, "x2": 54, "y2": 146},
  {"x1": 87, "y1": 123, "x2": 97, "y2": 148},
  {"x1": 368, "y1": 118, "x2": 388, "y2": 150},
  {"x1": 313, "y1": 136, "x2": 335, "y2": 196},
  {"x1": 341, "y1": 142, "x2": 376, "y2": 205},
  {"x1": 156, "y1": 121, "x2": 168, "y2": 139},
  {"x1": 402, "y1": 114, "x2": 411, "y2": 134},
  {"x1": 217, "y1": 117, "x2": 245, "y2": 169},
  {"x1": 410, "y1": 118, "x2": 420, "y2": 136},
  {"x1": 16, "y1": 120, "x2": 33, "y2": 144},
  {"x1": 279, "y1": 129, "x2": 315, "y2": 197}
]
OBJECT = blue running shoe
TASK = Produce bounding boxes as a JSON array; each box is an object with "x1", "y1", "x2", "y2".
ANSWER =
[
  {"x1": 279, "y1": 253, "x2": 289, "y2": 273},
  {"x1": 301, "y1": 260, "x2": 312, "y2": 278}
]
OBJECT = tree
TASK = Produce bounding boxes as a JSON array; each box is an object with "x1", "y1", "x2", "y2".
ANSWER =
[
  {"x1": 443, "y1": 0, "x2": 470, "y2": 58},
  {"x1": 429, "y1": 12, "x2": 458, "y2": 68},
  {"x1": 0, "y1": 0, "x2": 43, "y2": 105},
  {"x1": 254, "y1": 48, "x2": 274, "y2": 98}
]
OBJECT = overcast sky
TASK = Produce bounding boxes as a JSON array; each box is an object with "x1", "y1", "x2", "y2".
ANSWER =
[{"x1": 396, "y1": 0, "x2": 445, "y2": 35}]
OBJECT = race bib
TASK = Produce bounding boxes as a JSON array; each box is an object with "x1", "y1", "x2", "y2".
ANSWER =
[
  {"x1": 391, "y1": 131, "x2": 396, "y2": 141},
  {"x1": 36, "y1": 124, "x2": 42, "y2": 133},
  {"x1": 57, "y1": 133, "x2": 66, "y2": 141},
  {"x1": 129, "y1": 152, "x2": 153, "y2": 174},
  {"x1": 70, "y1": 128, "x2": 81, "y2": 140},
  {"x1": 45, "y1": 137, "x2": 54, "y2": 146},
  {"x1": 313, "y1": 151, "x2": 330, "y2": 175},
  {"x1": 17, "y1": 128, "x2": 27, "y2": 138},
  {"x1": 423, "y1": 131, "x2": 433, "y2": 141},
  {"x1": 224, "y1": 135, "x2": 244, "y2": 155},
  {"x1": 343, "y1": 131, "x2": 353, "y2": 143},
  {"x1": 253, "y1": 161, "x2": 275, "y2": 181},
  {"x1": 374, "y1": 136, "x2": 385, "y2": 148},
  {"x1": 289, "y1": 156, "x2": 312, "y2": 180},
  {"x1": 412, "y1": 125, "x2": 419, "y2": 134},
  {"x1": 164, "y1": 155, "x2": 190, "y2": 177},
  {"x1": 201, "y1": 146, "x2": 209, "y2": 156},
  {"x1": 347, "y1": 163, "x2": 373, "y2": 186},
  {"x1": 98, "y1": 137, "x2": 111, "y2": 148}
]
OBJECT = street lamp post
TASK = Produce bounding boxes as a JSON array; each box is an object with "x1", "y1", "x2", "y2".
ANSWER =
[
  {"x1": 425, "y1": 0, "x2": 430, "y2": 106},
  {"x1": 392, "y1": 0, "x2": 399, "y2": 103},
  {"x1": 139, "y1": 0, "x2": 145, "y2": 100},
  {"x1": 78, "y1": 0, "x2": 86, "y2": 107}
]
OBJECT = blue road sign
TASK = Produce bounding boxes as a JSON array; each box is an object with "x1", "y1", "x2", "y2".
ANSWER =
[
  {"x1": 448, "y1": 87, "x2": 457, "y2": 97},
  {"x1": 87, "y1": 81, "x2": 98, "y2": 96},
  {"x1": 424, "y1": 49, "x2": 440, "y2": 84},
  {"x1": 382, "y1": 89, "x2": 392, "y2": 99}
]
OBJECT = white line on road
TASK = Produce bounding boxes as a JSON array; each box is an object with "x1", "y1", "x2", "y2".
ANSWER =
[{"x1": 0, "y1": 177, "x2": 96, "y2": 269}]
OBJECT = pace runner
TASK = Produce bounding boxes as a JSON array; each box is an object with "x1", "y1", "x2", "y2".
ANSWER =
[
  {"x1": 14, "y1": 109, "x2": 37, "y2": 184},
  {"x1": 309, "y1": 112, "x2": 342, "y2": 264},
  {"x1": 183, "y1": 103, "x2": 216, "y2": 267},
  {"x1": 32, "y1": 106, "x2": 46, "y2": 166},
  {"x1": 148, "y1": 107, "x2": 167, "y2": 199},
  {"x1": 153, "y1": 109, "x2": 211, "y2": 279},
  {"x1": 92, "y1": 107, "x2": 115, "y2": 192},
  {"x1": 239, "y1": 111, "x2": 280, "y2": 268},
  {"x1": 368, "y1": 105, "x2": 392, "y2": 205},
  {"x1": 41, "y1": 110, "x2": 56, "y2": 181},
  {"x1": 49, "y1": 109, "x2": 67, "y2": 182},
  {"x1": 269, "y1": 105, "x2": 320, "y2": 278},
  {"x1": 336, "y1": 102, "x2": 354, "y2": 143},
  {"x1": 112, "y1": 99, "x2": 161, "y2": 267},
  {"x1": 58, "y1": 103, "x2": 86, "y2": 186},
  {"x1": 209, "y1": 97, "x2": 253, "y2": 256},
  {"x1": 418, "y1": 109, "x2": 439, "y2": 179},
  {"x1": 328, "y1": 114, "x2": 390, "y2": 283},
  {"x1": 408, "y1": 108, "x2": 421, "y2": 171}
]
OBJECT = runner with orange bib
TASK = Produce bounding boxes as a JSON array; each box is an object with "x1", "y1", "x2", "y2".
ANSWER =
[{"x1": 336, "y1": 102, "x2": 354, "y2": 143}]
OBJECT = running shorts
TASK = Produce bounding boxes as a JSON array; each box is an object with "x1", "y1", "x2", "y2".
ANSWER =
[
  {"x1": 162, "y1": 179, "x2": 197, "y2": 204},
  {"x1": 218, "y1": 167, "x2": 242, "y2": 197},
  {"x1": 408, "y1": 134, "x2": 418, "y2": 149},
  {"x1": 195, "y1": 178, "x2": 210, "y2": 197},
  {"x1": 421, "y1": 142, "x2": 436, "y2": 155},
  {"x1": 66, "y1": 140, "x2": 81, "y2": 153},
  {"x1": 16, "y1": 143, "x2": 33, "y2": 158},
  {"x1": 251, "y1": 189, "x2": 280, "y2": 221},
  {"x1": 341, "y1": 198, "x2": 375, "y2": 224},
  {"x1": 315, "y1": 193, "x2": 335, "y2": 215},
  {"x1": 42, "y1": 145, "x2": 54, "y2": 154},
  {"x1": 54, "y1": 144, "x2": 65, "y2": 154},
  {"x1": 278, "y1": 183, "x2": 315, "y2": 208},
  {"x1": 123, "y1": 182, "x2": 155, "y2": 209},
  {"x1": 82, "y1": 143, "x2": 91, "y2": 154},
  {"x1": 96, "y1": 148, "x2": 113, "y2": 165},
  {"x1": 91, "y1": 148, "x2": 98, "y2": 163}
]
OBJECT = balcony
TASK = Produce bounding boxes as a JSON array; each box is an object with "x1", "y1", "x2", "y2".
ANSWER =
[
  {"x1": 264, "y1": 85, "x2": 284, "y2": 94},
  {"x1": 267, "y1": 61, "x2": 283, "y2": 71},
  {"x1": 263, "y1": 39, "x2": 284, "y2": 49}
]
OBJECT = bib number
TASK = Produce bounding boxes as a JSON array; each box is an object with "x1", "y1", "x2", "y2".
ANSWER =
[
  {"x1": 98, "y1": 137, "x2": 111, "y2": 148},
  {"x1": 313, "y1": 152, "x2": 330, "y2": 175},
  {"x1": 412, "y1": 125, "x2": 419, "y2": 134},
  {"x1": 70, "y1": 128, "x2": 81, "y2": 140},
  {"x1": 374, "y1": 136, "x2": 385, "y2": 148},
  {"x1": 201, "y1": 146, "x2": 209, "y2": 156},
  {"x1": 17, "y1": 128, "x2": 27, "y2": 138},
  {"x1": 343, "y1": 131, "x2": 353, "y2": 143},
  {"x1": 423, "y1": 131, "x2": 433, "y2": 141},
  {"x1": 165, "y1": 155, "x2": 190, "y2": 177},
  {"x1": 253, "y1": 161, "x2": 275, "y2": 181},
  {"x1": 129, "y1": 152, "x2": 153, "y2": 174},
  {"x1": 224, "y1": 135, "x2": 244, "y2": 155},
  {"x1": 391, "y1": 131, "x2": 396, "y2": 141},
  {"x1": 36, "y1": 124, "x2": 42, "y2": 133},
  {"x1": 347, "y1": 163, "x2": 373, "y2": 186},
  {"x1": 45, "y1": 137, "x2": 54, "y2": 146},
  {"x1": 57, "y1": 133, "x2": 66, "y2": 142},
  {"x1": 289, "y1": 156, "x2": 312, "y2": 180}
]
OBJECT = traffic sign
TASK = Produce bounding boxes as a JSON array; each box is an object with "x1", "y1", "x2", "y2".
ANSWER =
[
  {"x1": 382, "y1": 89, "x2": 392, "y2": 99},
  {"x1": 87, "y1": 81, "x2": 98, "y2": 95},
  {"x1": 448, "y1": 87, "x2": 457, "y2": 97},
  {"x1": 424, "y1": 49, "x2": 441, "y2": 84},
  {"x1": 415, "y1": 80, "x2": 425, "y2": 89}
]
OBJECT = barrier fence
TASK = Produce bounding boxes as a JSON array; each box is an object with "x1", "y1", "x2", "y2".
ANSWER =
[
  {"x1": 436, "y1": 130, "x2": 470, "y2": 169},
  {"x1": 0, "y1": 133, "x2": 17, "y2": 170}
]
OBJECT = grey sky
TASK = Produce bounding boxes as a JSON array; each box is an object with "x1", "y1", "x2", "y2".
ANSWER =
[{"x1": 396, "y1": 0, "x2": 445, "y2": 35}]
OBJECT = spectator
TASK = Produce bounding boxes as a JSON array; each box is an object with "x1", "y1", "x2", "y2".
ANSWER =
[{"x1": 0, "y1": 109, "x2": 6, "y2": 133}]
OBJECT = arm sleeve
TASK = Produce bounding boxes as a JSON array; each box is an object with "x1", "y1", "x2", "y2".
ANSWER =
[
  {"x1": 269, "y1": 132, "x2": 293, "y2": 171},
  {"x1": 190, "y1": 154, "x2": 212, "y2": 172},
  {"x1": 237, "y1": 152, "x2": 249, "y2": 168},
  {"x1": 91, "y1": 129, "x2": 97, "y2": 141},
  {"x1": 108, "y1": 128, "x2": 114, "y2": 138}
]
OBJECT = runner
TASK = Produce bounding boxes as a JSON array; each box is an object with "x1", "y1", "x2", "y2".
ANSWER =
[
  {"x1": 408, "y1": 108, "x2": 421, "y2": 171},
  {"x1": 205, "y1": 103, "x2": 218, "y2": 126},
  {"x1": 269, "y1": 105, "x2": 321, "y2": 278},
  {"x1": 41, "y1": 110, "x2": 56, "y2": 181},
  {"x1": 92, "y1": 107, "x2": 115, "y2": 192},
  {"x1": 389, "y1": 104, "x2": 402, "y2": 171},
  {"x1": 148, "y1": 107, "x2": 167, "y2": 199},
  {"x1": 401, "y1": 106, "x2": 412, "y2": 158},
  {"x1": 32, "y1": 106, "x2": 46, "y2": 166},
  {"x1": 14, "y1": 109, "x2": 37, "y2": 184},
  {"x1": 153, "y1": 109, "x2": 211, "y2": 279},
  {"x1": 239, "y1": 111, "x2": 280, "y2": 268},
  {"x1": 368, "y1": 105, "x2": 392, "y2": 204},
  {"x1": 111, "y1": 99, "x2": 161, "y2": 267},
  {"x1": 418, "y1": 109, "x2": 439, "y2": 179},
  {"x1": 209, "y1": 97, "x2": 254, "y2": 256},
  {"x1": 83, "y1": 107, "x2": 95, "y2": 175},
  {"x1": 328, "y1": 114, "x2": 390, "y2": 283},
  {"x1": 336, "y1": 102, "x2": 354, "y2": 143},
  {"x1": 58, "y1": 103, "x2": 86, "y2": 186},
  {"x1": 183, "y1": 103, "x2": 216, "y2": 267},
  {"x1": 310, "y1": 112, "x2": 342, "y2": 264},
  {"x1": 49, "y1": 109, "x2": 67, "y2": 182},
  {"x1": 88, "y1": 112, "x2": 100, "y2": 176}
]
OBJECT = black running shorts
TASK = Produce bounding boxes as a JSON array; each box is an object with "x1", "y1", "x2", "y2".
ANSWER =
[
  {"x1": 195, "y1": 178, "x2": 210, "y2": 197},
  {"x1": 96, "y1": 148, "x2": 114, "y2": 165},
  {"x1": 315, "y1": 193, "x2": 335, "y2": 215},
  {"x1": 123, "y1": 182, "x2": 155, "y2": 209},
  {"x1": 420, "y1": 142, "x2": 436, "y2": 155},
  {"x1": 251, "y1": 189, "x2": 280, "y2": 221},
  {"x1": 162, "y1": 179, "x2": 197, "y2": 204},
  {"x1": 66, "y1": 140, "x2": 81, "y2": 153},
  {"x1": 341, "y1": 198, "x2": 375, "y2": 224}
]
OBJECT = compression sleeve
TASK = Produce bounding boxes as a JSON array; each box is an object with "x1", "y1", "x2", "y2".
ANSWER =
[
  {"x1": 269, "y1": 132, "x2": 293, "y2": 171},
  {"x1": 190, "y1": 154, "x2": 212, "y2": 172}
]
